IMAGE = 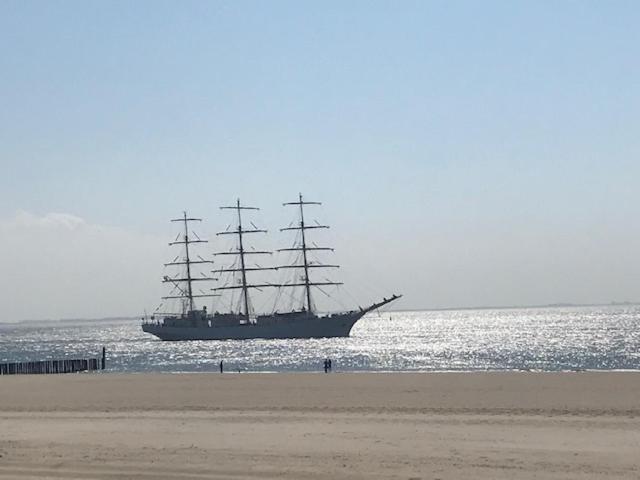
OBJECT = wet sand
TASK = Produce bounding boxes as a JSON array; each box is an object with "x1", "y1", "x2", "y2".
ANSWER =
[{"x1": 1, "y1": 372, "x2": 639, "y2": 479}]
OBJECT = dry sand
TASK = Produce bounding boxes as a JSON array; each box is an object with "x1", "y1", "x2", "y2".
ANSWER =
[{"x1": 1, "y1": 372, "x2": 639, "y2": 479}]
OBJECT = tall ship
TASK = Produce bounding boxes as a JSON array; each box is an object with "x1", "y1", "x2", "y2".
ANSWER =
[{"x1": 142, "y1": 195, "x2": 401, "y2": 341}]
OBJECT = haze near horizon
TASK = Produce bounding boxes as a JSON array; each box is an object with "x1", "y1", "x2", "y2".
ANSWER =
[{"x1": 1, "y1": 1, "x2": 639, "y2": 322}]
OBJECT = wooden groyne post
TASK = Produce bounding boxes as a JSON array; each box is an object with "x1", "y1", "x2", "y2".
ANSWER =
[{"x1": 0, "y1": 349, "x2": 106, "y2": 375}]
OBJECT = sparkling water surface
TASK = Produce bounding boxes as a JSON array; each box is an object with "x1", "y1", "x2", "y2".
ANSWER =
[{"x1": 1, "y1": 306, "x2": 639, "y2": 372}]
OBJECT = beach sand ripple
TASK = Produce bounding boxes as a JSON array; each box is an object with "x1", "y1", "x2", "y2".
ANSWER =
[{"x1": 1, "y1": 372, "x2": 639, "y2": 479}]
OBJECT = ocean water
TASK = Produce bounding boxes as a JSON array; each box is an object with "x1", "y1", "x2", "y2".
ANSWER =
[{"x1": 1, "y1": 305, "x2": 639, "y2": 373}]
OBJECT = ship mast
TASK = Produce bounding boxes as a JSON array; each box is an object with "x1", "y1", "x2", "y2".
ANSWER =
[
  {"x1": 163, "y1": 212, "x2": 216, "y2": 313},
  {"x1": 213, "y1": 199, "x2": 276, "y2": 319},
  {"x1": 278, "y1": 193, "x2": 342, "y2": 314}
]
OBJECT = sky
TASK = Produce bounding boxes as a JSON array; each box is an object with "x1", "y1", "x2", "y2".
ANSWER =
[{"x1": 1, "y1": 1, "x2": 639, "y2": 321}]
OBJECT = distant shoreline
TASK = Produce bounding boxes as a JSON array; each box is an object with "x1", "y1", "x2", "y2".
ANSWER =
[
  {"x1": 395, "y1": 300, "x2": 640, "y2": 313},
  {"x1": 3, "y1": 301, "x2": 638, "y2": 325}
]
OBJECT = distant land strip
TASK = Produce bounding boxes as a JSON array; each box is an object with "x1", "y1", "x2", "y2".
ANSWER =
[{"x1": 2, "y1": 301, "x2": 638, "y2": 325}]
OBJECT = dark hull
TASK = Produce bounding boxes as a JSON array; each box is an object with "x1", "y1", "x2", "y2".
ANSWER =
[{"x1": 142, "y1": 311, "x2": 365, "y2": 341}]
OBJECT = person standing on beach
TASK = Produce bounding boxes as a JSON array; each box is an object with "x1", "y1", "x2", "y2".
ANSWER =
[
  {"x1": 323, "y1": 359, "x2": 328, "y2": 373},
  {"x1": 219, "y1": 360, "x2": 224, "y2": 373}
]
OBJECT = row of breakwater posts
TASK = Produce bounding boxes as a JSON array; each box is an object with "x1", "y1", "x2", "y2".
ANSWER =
[{"x1": 0, "y1": 347, "x2": 106, "y2": 375}]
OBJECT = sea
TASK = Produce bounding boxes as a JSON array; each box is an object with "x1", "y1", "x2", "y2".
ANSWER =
[{"x1": 1, "y1": 305, "x2": 639, "y2": 373}]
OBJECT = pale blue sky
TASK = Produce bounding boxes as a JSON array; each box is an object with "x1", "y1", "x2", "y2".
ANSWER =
[{"x1": 1, "y1": 1, "x2": 639, "y2": 319}]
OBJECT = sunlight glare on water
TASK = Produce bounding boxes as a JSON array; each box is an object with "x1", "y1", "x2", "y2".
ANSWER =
[{"x1": 1, "y1": 305, "x2": 639, "y2": 372}]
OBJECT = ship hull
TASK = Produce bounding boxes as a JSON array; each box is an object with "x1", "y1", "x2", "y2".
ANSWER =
[{"x1": 142, "y1": 311, "x2": 366, "y2": 341}]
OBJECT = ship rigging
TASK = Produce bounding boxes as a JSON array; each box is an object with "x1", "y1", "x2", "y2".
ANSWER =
[
  {"x1": 157, "y1": 212, "x2": 216, "y2": 317},
  {"x1": 212, "y1": 199, "x2": 276, "y2": 320},
  {"x1": 143, "y1": 195, "x2": 401, "y2": 340},
  {"x1": 275, "y1": 194, "x2": 342, "y2": 314}
]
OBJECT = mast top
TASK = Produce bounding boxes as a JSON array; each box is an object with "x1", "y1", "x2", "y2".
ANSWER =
[
  {"x1": 221, "y1": 198, "x2": 260, "y2": 211},
  {"x1": 171, "y1": 211, "x2": 203, "y2": 223},
  {"x1": 281, "y1": 193, "x2": 328, "y2": 231},
  {"x1": 283, "y1": 193, "x2": 321, "y2": 206}
]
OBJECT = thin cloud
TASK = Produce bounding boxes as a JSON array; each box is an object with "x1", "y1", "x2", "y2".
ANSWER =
[
  {"x1": 2, "y1": 211, "x2": 86, "y2": 230},
  {"x1": 0, "y1": 211, "x2": 165, "y2": 322}
]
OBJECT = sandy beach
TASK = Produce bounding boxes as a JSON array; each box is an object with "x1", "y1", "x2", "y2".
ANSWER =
[{"x1": 1, "y1": 372, "x2": 639, "y2": 479}]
